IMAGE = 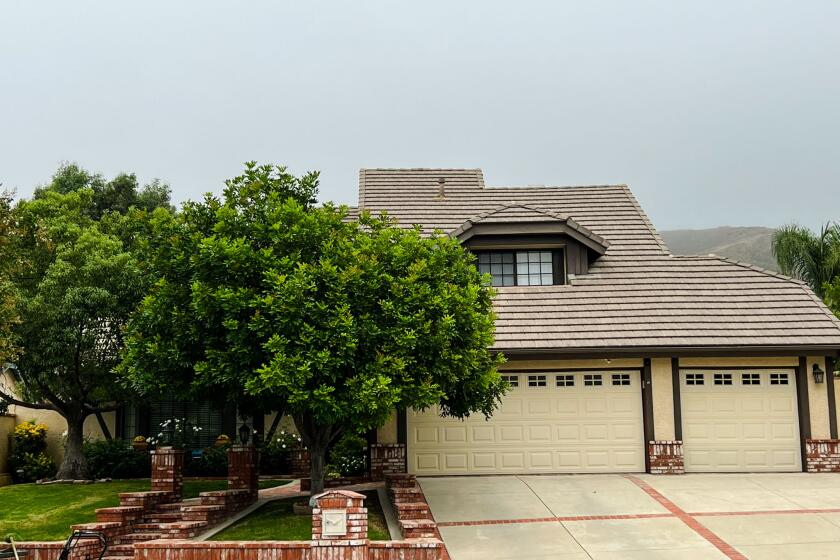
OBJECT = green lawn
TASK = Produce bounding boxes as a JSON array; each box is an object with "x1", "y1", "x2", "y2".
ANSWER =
[
  {"x1": 0, "y1": 479, "x2": 291, "y2": 541},
  {"x1": 211, "y1": 491, "x2": 390, "y2": 541}
]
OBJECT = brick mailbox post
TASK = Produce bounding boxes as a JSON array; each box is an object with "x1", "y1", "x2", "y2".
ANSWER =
[
  {"x1": 311, "y1": 490, "x2": 368, "y2": 560},
  {"x1": 150, "y1": 447, "x2": 185, "y2": 500}
]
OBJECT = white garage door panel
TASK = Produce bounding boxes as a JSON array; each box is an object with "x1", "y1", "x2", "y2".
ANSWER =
[
  {"x1": 682, "y1": 370, "x2": 801, "y2": 472},
  {"x1": 408, "y1": 370, "x2": 645, "y2": 475}
]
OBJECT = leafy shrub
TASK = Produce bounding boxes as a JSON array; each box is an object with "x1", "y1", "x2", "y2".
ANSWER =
[
  {"x1": 84, "y1": 438, "x2": 150, "y2": 479},
  {"x1": 12, "y1": 421, "x2": 48, "y2": 454},
  {"x1": 9, "y1": 421, "x2": 55, "y2": 482},
  {"x1": 329, "y1": 432, "x2": 367, "y2": 477},
  {"x1": 12, "y1": 452, "x2": 56, "y2": 482},
  {"x1": 185, "y1": 443, "x2": 231, "y2": 476}
]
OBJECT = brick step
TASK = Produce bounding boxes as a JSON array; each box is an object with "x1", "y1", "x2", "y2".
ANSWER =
[
  {"x1": 143, "y1": 512, "x2": 184, "y2": 522},
  {"x1": 102, "y1": 551, "x2": 132, "y2": 559},
  {"x1": 106, "y1": 544, "x2": 135, "y2": 554},
  {"x1": 395, "y1": 502, "x2": 432, "y2": 520},
  {"x1": 400, "y1": 519, "x2": 438, "y2": 539},
  {"x1": 152, "y1": 503, "x2": 184, "y2": 511},
  {"x1": 116, "y1": 532, "x2": 164, "y2": 543},
  {"x1": 134, "y1": 521, "x2": 206, "y2": 531},
  {"x1": 103, "y1": 556, "x2": 131, "y2": 560}
]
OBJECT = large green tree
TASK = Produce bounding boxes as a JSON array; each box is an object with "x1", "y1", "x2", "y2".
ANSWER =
[
  {"x1": 121, "y1": 162, "x2": 505, "y2": 494},
  {"x1": 772, "y1": 223, "x2": 840, "y2": 298},
  {"x1": 0, "y1": 164, "x2": 173, "y2": 479}
]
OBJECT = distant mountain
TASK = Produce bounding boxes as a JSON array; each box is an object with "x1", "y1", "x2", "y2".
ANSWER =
[{"x1": 660, "y1": 226, "x2": 778, "y2": 271}]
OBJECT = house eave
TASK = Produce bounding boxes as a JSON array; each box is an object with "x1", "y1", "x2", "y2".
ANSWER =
[{"x1": 492, "y1": 344, "x2": 840, "y2": 359}]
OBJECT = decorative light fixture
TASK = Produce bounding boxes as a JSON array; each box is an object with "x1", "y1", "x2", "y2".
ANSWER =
[
  {"x1": 238, "y1": 423, "x2": 251, "y2": 445},
  {"x1": 812, "y1": 363, "x2": 825, "y2": 384}
]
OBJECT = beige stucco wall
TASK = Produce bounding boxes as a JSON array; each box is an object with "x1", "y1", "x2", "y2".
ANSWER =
[
  {"x1": 377, "y1": 411, "x2": 399, "y2": 444},
  {"x1": 3, "y1": 369, "x2": 115, "y2": 462},
  {"x1": 263, "y1": 412, "x2": 296, "y2": 440},
  {"x1": 500, "y1": 358, "x2": 644, "y2": 371},
  {"x1": 806, "y1": 356, "x2": 831, "y2": 439},
  {"x1": 0, "y1": 413, "x2": 15, "y2": 480},
  {"x1": 679, "y1": 357, "x2": 799, "y2": 367},
  {"x1": 651, "y1": 358, "x2": 675, "y2": 440}
]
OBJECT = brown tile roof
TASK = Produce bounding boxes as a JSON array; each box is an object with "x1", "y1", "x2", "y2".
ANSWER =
[{"x1": 357, "y1": 169, "x2": 840, "y2": 353}]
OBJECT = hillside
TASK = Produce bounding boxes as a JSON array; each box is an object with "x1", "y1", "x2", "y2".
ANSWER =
[{"x1": 660, "y1": 226, "x2": 778, "y2": 271}]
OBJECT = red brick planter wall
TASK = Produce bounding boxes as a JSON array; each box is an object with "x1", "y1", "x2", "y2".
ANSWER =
[
  {"x1": 805, "y1": 439, "x2": 840, "y2": 472},
  {"x1": 370, "y1": 444, "x2": 406, "y2": 481},
  {"x1": 648, "y1": 440, "x2": 684, "y2": 474}
]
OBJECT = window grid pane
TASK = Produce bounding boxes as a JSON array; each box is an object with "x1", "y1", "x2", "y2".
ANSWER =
[
  {"x1": 515, "y1": 251, "x2": 554, "y2": 286},
  {"x1": 584, "y1": 374, "x2": 603, "y2": 386},
  {"x1": 501, "y1": 375, "x2": 519, "y2": 388},
  {"x1": 714, "y1": 373, "x2": 733, "y2": 386},
  {"x1": 528, "y1": 375, "x2": 547, "y2": 387},
  {"x1": 686, "y1": 373, "x2": 704, "y2": 386},
  {"x1": 770, "y1": 373, "x2": 789, "y2": 385},
  {"x1": 611, "y1": 373, "x2": 630, "y2": 386},
  {"x1": 556, "y1": 374, "x2": 574, "y2": 387},
  {"x1": 742, "y1": 373, "x2": 761, "y2": 385}
]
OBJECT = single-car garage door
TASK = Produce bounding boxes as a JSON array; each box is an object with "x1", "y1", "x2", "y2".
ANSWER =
[
  {"x1": 408, "y1": 370, "x2": 645, "y2": 475},
  {"x1": 681, "y1": 370, "x2": 801, "y2": 472}
]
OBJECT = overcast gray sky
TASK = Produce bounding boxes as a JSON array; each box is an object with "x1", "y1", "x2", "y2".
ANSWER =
[{"x1": 1, "y1": 1, "x2": 838, "y2": 231}]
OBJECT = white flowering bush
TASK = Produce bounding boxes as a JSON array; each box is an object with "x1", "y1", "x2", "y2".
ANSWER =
[
  {"x1": 146, "y1": 418, "x2": 203, "y2": 449},
  {"x1": 260, "y1": 429, "x2": 304, "y2": 474}
]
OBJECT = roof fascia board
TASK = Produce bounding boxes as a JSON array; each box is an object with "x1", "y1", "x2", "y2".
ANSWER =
[
  {"x1": 455, "y1": 222, "x2": 608, "y2": 255},
  {"x1": 494, "y1": 346, "x2": 840, "y2": 359}
]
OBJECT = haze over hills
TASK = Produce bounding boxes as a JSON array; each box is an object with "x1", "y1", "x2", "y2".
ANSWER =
[{"x1": 660, "y1": 226, "x2": 778, "y2": 271}]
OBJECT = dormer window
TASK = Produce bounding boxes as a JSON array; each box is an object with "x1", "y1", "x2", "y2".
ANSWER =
[{"x1": 476, "y1": 250, "x2": 565, "y2": 286}]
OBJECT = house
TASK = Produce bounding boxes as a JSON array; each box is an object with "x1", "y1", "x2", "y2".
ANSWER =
[{"x1": 363, "y1": 168, "x2": 840, "y2": 475}]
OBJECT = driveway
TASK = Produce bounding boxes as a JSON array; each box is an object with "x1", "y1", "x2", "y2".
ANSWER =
[{"x1": 420, "y1": 473, "x2": 840, "y2": 560}]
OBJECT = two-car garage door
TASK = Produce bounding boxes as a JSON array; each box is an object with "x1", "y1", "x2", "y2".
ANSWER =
[{"x1": 408, "y1": 370, "x2": 645, "y2": 475}]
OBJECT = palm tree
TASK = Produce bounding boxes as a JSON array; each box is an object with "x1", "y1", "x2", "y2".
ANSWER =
[{"x1": 772, "y1": 223, "x2": 840, "y2": 298}]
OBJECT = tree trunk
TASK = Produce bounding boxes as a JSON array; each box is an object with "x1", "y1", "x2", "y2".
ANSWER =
[
  {"x1": 293, "y1": 413, "x2": 342, "y2": 496},
  {"x1": 55, "y1": 413, "x2": 88, "y2": 480}
]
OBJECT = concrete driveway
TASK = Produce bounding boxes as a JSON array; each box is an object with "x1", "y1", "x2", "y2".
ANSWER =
[{"x1": 420, "y1": 473, "x2": 840, "y2": 560}]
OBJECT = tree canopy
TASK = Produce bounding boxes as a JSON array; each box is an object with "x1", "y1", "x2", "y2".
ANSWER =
[
  {"x1": 121, "y1": 162, "x2": 506, "y2": 493},
  {"x1": 0, "y1": 164, "x2": 173, "y2": 479},
  {"x1": 772, "y1": 223, "x2": 840, "y2": 299}
]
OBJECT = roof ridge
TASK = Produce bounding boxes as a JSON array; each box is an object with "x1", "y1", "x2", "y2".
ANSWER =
[{"x1": 360, "y1": 167, "x2": 483, "y2": 172}]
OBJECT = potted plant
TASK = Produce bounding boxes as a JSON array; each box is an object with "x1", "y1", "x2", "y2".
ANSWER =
[{"x1": 131, "y1": 435, "x2": 148, "y2": 451}]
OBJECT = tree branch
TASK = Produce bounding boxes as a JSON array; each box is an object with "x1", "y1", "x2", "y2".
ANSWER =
[{"x1": 0, "y1": 386, "x2": 59, "y2": 411}]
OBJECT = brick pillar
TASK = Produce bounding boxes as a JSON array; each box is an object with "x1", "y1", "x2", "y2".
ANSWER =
[
  {"x1": 311, "y1": 490, "x2": 368, "y2": 560},
  {"x1": 150, "y1": 447, "x2": 185, "y2": 500},
  {"x1": 370, "y1": 443, "x2": 407, "y2": 481},
  {"x1": 289, "y1": 448, "x2": 311, "y2": 477},
  {"x1": 228, "y1": 445, "x2": 259, "y2": 497},
  {"x1": 805, "y1": 439, "x2": 840, "y2": 472},
  {"x1": 648, "y1": 440, "x2": 684, "y2": 474}
]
